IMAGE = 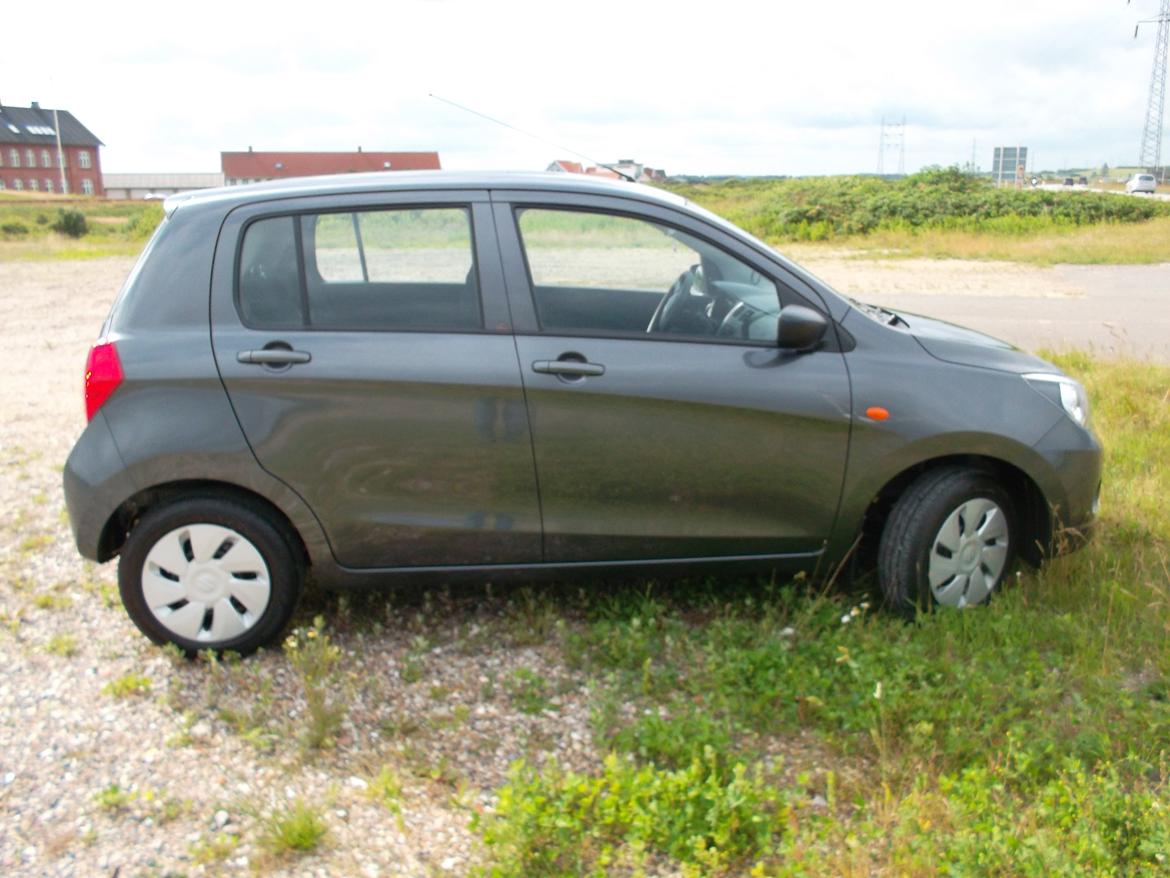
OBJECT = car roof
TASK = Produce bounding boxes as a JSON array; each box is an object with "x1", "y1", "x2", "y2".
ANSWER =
[{"x1": 164, "y1": 170, "x2": 690, "y2": 216}]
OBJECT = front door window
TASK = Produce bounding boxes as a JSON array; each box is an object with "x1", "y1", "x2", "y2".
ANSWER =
[{"x1": 516, "y1": 208, "x2": 781, "y2": 343}]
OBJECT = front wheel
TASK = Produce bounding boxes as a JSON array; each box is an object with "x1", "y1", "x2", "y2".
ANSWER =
[
  {"x1": 118, "y1": 497, "x2": 303, "y2": 655},
  {"x1": 878, "y1": 468, "x2": 1017, "y2": 615}
]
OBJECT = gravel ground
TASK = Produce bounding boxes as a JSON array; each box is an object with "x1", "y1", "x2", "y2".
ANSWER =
[
  {"x1": 0, "y1": 252, "x2": 1159, "y2": 877},
  {"x1": 0, "y1": 258, "x2": 596, "y2": 876}
]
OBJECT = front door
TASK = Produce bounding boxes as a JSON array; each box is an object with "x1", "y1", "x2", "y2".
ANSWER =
[
  {"x1": 498, "y1": 200, "x2": 851, "y2": 563},
  {"x1": 210, "y1": 194, "x2": 540, "y2": 569}
]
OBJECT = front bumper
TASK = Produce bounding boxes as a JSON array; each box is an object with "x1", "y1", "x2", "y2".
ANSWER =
[{"x1": 1032, "y1": 414, "x2": 1103, "y2": 549}]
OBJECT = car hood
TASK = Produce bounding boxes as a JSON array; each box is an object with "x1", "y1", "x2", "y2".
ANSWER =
[{"x1": 892, "y1": 308, "x2": 1057, "y2": 374}]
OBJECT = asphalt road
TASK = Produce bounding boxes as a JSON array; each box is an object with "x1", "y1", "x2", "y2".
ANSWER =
[{"x1": 871, "y1": 262, "x2": 1170, "y2": 362}]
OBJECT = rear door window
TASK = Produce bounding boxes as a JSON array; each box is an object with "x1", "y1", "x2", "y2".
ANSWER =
[{"x1": 237, "y1": 206, "x2": 481, "y2": 331}]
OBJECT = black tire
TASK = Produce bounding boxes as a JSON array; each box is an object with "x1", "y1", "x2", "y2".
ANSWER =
[
  {"x1": 878, "y1": 467, "x2": 1017, "y2": 617},
  {"x1": 118, "y1": 496, "x2": 303, "y2": 655}
]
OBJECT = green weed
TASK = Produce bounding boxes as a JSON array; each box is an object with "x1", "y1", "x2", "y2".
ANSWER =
[
  {"x1": 45, "y1": 633, "x2": 78, "y2": 657},
  {"x1": 505, "y1": 668, "x2": 556, "y2": 715},
  {"x1": 284, "y1": 616, "x2": 346, "y2": 751},
  {"x1": 94, "y1": 784, "x2": 133, "y2": 812},
  {"x1": 367, "y1": 765, "x2": 405, "y2": 825},
  {"x1": 474, "y1": 749, "x2": 792, "y2": 876},
  {"x1": 102, "y1": 672, "x2": 152, "y2": 698},
  {"x1": 189, "y1": 831, "x2": 239, "y2": 865},
  {"x1": 258, "y1": 799, "x2": 328, "y2": 855}
]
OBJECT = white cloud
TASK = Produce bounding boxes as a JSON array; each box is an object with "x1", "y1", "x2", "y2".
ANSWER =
[{"x1": 1, "y1": 0, "x2": 1160, "y2": 174}]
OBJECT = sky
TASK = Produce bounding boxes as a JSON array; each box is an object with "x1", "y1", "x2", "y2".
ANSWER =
[{"x1": 1, "y1": 0, "x2": 1164, "y2": 177}]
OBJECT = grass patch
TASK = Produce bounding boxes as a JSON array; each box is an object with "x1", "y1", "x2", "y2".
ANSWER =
[
  {"x1": 476, "y1": 356, "x2": 1170, "y2": 876},
  {"x1": 505, "y1": 668, "x2": 556, "y2": 715},
  {"x1": 474, "y1": 750, "x2": 792, "y2": 876},
  {"x1": 102, "y1": 672, "x2": 152, "y2": 699},
  {"x1": 258, "y1": 799, "x2": 328, "y2": 856},
  {"x1": 45, "y1": 633, "x2": 78, "y2": 657},
  {"x1": 0, "y1": 195, "x2": 161, "y2": 262},
  {"x1": 189, "y1": 831, "x2": 239, "y2": 866}
]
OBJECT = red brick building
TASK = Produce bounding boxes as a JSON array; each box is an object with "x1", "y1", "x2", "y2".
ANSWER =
[
  {"x1": 0, "y1": 102, "x2": 103, "y2": 196},
  {"x1": 221, "y1": 149, "x2": 441, "y2": 185}
]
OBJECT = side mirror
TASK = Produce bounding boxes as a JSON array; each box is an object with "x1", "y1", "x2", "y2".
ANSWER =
[{"x1": 777, "y1": 305, "x2": 829, "y2": 352}]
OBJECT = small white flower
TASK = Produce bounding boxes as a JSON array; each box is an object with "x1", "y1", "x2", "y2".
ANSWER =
[{"x1": 840, "y1": 614, "x2": 851, "y2": 625}]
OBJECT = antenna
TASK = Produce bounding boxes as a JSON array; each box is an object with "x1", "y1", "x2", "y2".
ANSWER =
[
  {"x1": 428, "y1": 94, "x2": 637, "y2": 182},
  {"x1": 1132, "y1": 0, "x2": 1170, "y2": 181}
]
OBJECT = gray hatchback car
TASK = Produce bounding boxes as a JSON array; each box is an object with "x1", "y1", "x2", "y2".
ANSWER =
[{"x1": 65, "y1": 171, "x2": 1102, "y2": 654}]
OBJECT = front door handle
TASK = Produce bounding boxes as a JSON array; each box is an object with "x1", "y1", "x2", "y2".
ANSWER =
[
  {"x1": 532, "y1": 359, "x2": 605, "y2": 377},
  {"x1": 237, "y1": 348, "x2": 312, "y2": 366}
]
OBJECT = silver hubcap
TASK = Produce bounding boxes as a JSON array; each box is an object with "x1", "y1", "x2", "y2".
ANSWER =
[
  {"x1": 141, "y1": 524, "x2": 271, "y2": 644},
  {"x1": 927, "y1": 497, "x2": 1009, "y2": 608}
]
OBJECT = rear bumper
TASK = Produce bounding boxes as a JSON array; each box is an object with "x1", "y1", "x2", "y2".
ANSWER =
[{"x1": 63, "y1": 414, "x2": 136, "y2": 561}]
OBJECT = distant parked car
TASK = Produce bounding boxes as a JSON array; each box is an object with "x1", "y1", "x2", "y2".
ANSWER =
[
  {"x1": 1077, "y1": 176, "x2": 1088, "y2": 186},
  {"x1": 64, "y1": 171, "x2": 1103, "y2": 654},
  {"x1": 1063, "y1": 177, "x2": 1075, "y2": 187},
  {"x1": 1126, "y1": 174, "x2": 1157, "y2": 194}
]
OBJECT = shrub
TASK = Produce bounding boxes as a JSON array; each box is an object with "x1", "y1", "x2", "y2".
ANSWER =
[
  {"x1": 51, "y1": 208, "x2": 87, "y2": 238},
  {"x1": 666, "y1": 168, "x2": 1170, "y2": 241},
  {"x1": 474, "y1": 749, "x2": 792, "y2": 876},
  {"x1": 125, "y1": 204, "x2": 164, "y2": 240},
  {"x1": 1, "y1": 222, "x2": 29, "y2": 237}
]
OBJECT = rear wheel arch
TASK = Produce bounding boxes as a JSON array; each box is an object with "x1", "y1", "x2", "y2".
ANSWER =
[{"x1": 96, "y1": 480, "x2": 311, "y2": 569}]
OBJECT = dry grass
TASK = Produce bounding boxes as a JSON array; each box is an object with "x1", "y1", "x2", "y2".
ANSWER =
[
  {"x1": 0, "y1": 238, "x2": 144, "y2": 262},
  {"x1": 777, "y1": 214, "x2": 1170, "y2": 266}
]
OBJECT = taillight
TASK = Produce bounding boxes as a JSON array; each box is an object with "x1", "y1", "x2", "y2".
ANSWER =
[{"x1": 84, "y1": 341, "x2": 123, "y2": 422}]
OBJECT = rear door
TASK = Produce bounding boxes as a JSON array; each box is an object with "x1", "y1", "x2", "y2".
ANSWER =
[
  {"x1": 493, "y1": 191, "x2": 852, "y2": 564},
  {"x1": 210, "y1": 190, "x2": 541, "y2": 569}
]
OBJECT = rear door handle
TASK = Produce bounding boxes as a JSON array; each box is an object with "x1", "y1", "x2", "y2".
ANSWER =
[
  {"x1": 237, "y1": 349, "x2": 312, "y2": 366},
  {"x1": 532, "y1": 359, "x2": 605, "y2": 377}
]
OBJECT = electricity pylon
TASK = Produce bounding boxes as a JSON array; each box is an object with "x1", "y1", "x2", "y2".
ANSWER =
[
  {"x1": 1134, "y1": 0, "x2": 1170, "y2": 179},
  {"x1": 877, "y1": 117, "x2": 906, "y2": 176}
]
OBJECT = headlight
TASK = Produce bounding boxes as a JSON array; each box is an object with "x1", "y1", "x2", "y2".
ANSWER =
[{"x1": 1023, "y1": 373, "x2": 1090, "y2": 427}]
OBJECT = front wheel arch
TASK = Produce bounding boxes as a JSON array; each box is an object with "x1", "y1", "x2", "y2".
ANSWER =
[{"x1": 855, "y1": 454, "x2": 1053, "y2": 575}]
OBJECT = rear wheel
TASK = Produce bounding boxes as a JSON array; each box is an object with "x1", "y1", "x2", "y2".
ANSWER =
[
  {"x1": 118, "y1": 497, "x2": 303, "y2": 655},
  {"x1": 878, "y1": 468, "x2": 1016, "y2": 615}
]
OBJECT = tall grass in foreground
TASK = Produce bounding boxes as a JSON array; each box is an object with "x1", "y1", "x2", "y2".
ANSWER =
[{"x1": 474, "y1": 357, "x2": 1170, "y2": 877}]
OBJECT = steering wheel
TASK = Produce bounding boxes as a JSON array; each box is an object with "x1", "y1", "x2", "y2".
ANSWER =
[{"x1": 647, "y1": 265, "x2": 698, "y2": 333}]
